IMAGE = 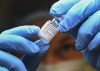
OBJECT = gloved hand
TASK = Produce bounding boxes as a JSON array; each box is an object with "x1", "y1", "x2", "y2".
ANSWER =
[
  {"x1": 50, "y1": 0, "x2": 100, "y2": 70},
  {"x1": 0, "y1": 25, "x2": 50, "y2": 71},
  {"x1": 22, "y1": 39, "x2": 50, "y2": 71},
  {"x1": 0, "y1": 66, "x2": 9, "y2": 71}
]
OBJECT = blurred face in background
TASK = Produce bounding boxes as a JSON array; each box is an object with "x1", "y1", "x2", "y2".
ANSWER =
[
  {"x1": 37, "y1": 32, "x2": 85, "y2": 71},
  {"x1": 22, "y1": 12, "x2": 95, "y2": 71}
]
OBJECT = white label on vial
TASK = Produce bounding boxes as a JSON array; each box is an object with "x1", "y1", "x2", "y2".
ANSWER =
[{"x1": 38, "y1": 20, "x2": 58, "y2": 42}]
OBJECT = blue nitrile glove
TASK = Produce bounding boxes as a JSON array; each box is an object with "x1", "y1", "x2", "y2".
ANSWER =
[
  {"x1": 0, "y1": 25, "x2": 50, "y2": 71},
  {"x1": 50, "y1": 0, "x2": 100, "y2": 70},
  {"x1": 22, "y1": 39, "x2": 50, "y2": 71},
  {"x1": 0, "y1": 67, "x2": 9, "y2": 71}
]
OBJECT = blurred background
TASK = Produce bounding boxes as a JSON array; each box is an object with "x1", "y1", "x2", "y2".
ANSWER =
[{"x1": 0, "y1": 0, "x2": 96, "y2": 71}]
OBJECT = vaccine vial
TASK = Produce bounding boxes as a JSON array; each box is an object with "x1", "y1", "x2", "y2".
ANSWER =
[{"x1": 38, "y1": 18, "x2": 60, "y2": 43}]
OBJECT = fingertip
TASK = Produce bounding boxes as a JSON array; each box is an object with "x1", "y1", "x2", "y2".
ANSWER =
[
  {"x1": 28, "y1": 25, "x2": 40, "y2": 36},
  {"x1": 50, "y1": 1, "x2": 63, "y2": 17},
  {"x1": 58, "y1": 19, "x2": 68, "y2": 33},
  {"x1": 50, "y1": 1, "x2": 62, "y2": 17},
  {"x1": 35, "y1": 39, "x2": 50, "y2": 45},
  {"x1": 75, "y1": 43, "x2": 80, "y2": 51},
  {"x1": 88, "y1": 32, "x2": 100, "y2": 51},
  {"x1": 88, "y1": 42, "x2": 95, "y2": 51},
  {"x1": 75, "y1": 38, "x2": 85, "y2": 51},
  {"x1": 34, "y1": 39, "x2": 50, "y2": 54},
  {"x1": 31, "y1": 43, "x2": 40, "y2": 54},
  {"x1": 50, "y1": 0, "x2": 80, "y2": 17}
]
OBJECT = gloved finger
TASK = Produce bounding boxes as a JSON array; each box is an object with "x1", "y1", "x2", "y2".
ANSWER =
[
  {"x1": 1, "y1": 25, "x2": 40, "y2": 40},
  {"x1": 88, "y1": 32, "x2": 100, "y2": 51},
  {"x1": 0, "y1": 66, "x2": 9, "y2": 71},
  {"x1": 50, "y1": 0, "x2": 80, "y2": 17},
  {"x1": 0, "y1": 50, "x2": 27, "y2": 71},
  {"x1": 22, "y1": 39, "x2": 50, "y2": 71},
  {"x1": 0, "y1": 35, "x2": 39, "y2": 55},
  {"x1": 58, "y1": 0, "x2": 99, "y2": 33},
  {"x1": 34, "y1": 39, "x2": 50, "y2": 54},
  {"x1": 76, "y1": 10, "x2": 100, "y2": 51},
  {"x1": 82, "y1": 48, "x2": 100, "y2": 70}
]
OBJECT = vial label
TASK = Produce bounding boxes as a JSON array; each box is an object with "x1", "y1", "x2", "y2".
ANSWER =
[{"x1": 38, "y1": 20, "x2": 58, "y2": 42}]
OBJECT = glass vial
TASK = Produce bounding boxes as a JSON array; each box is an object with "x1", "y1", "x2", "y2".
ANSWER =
[{"x1": 38, "y1": 18, "x2": 60, "y2": 43}]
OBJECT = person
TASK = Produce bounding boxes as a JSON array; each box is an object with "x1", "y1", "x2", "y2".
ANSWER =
[
  {"x1": 50, "y1": 0, "x2": 100, "y2": 70},
  {"x1": 1, "y1": 0, "x2": 99, "y2": 71},
  {"x1": 0, "y1": 25, "x2": 50, "y2": 71},
  {"x1": 21, "y1": 11, "x2": 96, "y2": 71}
]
